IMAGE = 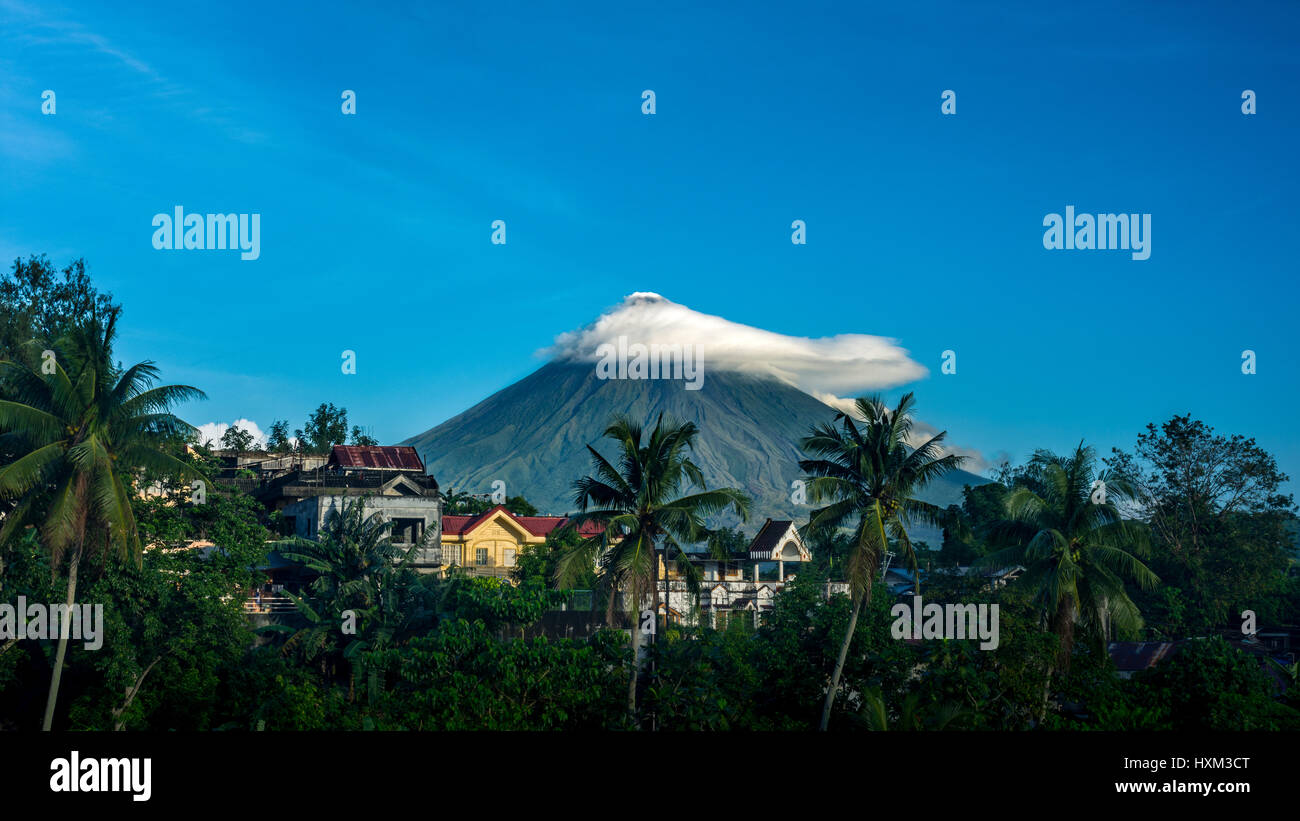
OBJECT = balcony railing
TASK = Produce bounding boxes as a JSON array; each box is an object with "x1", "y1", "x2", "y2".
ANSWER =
[
  {"x1": 244, "y1": 595, "x2": 298, "y2": 615},
  {"x1": 445, "y1": 564, "x2": 516, "y2": 579}
]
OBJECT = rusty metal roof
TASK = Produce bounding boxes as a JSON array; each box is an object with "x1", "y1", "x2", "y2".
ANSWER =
[{"x1": 328, "y1": 445, "x2": 425, "y2": 471}]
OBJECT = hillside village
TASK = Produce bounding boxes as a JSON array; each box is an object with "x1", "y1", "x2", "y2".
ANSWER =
[
  {"x1": 211, "y1": 443, "x2": 850, "y2": 630},
  {"x1": 207, "y1": 442, "x2": 1297, "y2": 678}
]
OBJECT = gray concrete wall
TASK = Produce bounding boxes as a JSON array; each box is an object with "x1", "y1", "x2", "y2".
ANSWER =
[{"x1": 281, "y1": 494, "x2": 442, "y2": 567}]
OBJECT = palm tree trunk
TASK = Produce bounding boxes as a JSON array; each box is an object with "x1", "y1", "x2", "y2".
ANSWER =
[
  {"x1": 42, "y1": 544, "x2": 80, "y2": 731},
  {"x1": 627, "y1": 592, "x2": 642, "y2": 724},
  {"x1": 819, "y1": 585, "x2": 868, "y2": 731},
  {"x1": 652, "y1": 549, "x2": 661, "y2": 732},
  {"x1": 1039, "y1": 597, "x2": 1074, "y2": 722},
  {"x1": 820, "y1": 501, "x2": 887, "y2": 731},
  {"x1": 1039, "y1": 662, "x2": 1055, "y2": 724},
  {"x1": 1051, "y1": 597, "x2": 1075, "y2": 672}
]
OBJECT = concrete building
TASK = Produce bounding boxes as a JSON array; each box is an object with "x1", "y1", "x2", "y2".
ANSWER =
[
  {"x1": 659, "y1": 519, "x2": 847, "y2": 628},
  {"x1": 275, "y1": 445, "x2": 443, "y2": 569}
]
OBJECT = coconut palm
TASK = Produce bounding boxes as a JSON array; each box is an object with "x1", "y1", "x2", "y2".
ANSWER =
[
  {"x1": 0, "y1": 316, "x2": 203, "y2": 730},
  {"x1": 554, "y1": 414, "x2": 750, "y2": 722},
  {"x1": 979, "y1": 443, "x2": 1158, "y2": 714},
  {"x1": 268, "y1": 497, "x2": 432, "y2": 700},
  {"x1": 799, "y1": 393, "x2": 966, "y2": 731}
]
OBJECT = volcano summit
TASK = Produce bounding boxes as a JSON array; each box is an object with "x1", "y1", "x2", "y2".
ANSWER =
[{"x1": 403, "y1": 294, "x2": 989, "y2": 529}]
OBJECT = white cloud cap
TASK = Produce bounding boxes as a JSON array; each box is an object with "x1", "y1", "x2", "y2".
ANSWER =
[{"x1": 545, "y1": 292, "x2": 928, "y2": 395}]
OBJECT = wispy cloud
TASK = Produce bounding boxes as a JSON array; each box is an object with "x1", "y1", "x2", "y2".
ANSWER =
[{"x1": 0, "y1": 0, "x2": 267, "y2": 146}]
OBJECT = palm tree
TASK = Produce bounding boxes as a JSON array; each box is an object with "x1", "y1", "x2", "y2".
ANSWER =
[
  {"x1": 554, "y1": 414, "x2": 750, "y2": 722},
  {"x1": 979, "y1": 442, "x2": 1158, "y2": 715},
  {"x1": 799, "y1": 393, "x2": 966, "y2": 731},
  {"x1": 268, "y1": 497, "x2": 431, "y2": 701},
  {"x1": 0, "y1": 316, "x2": 203, "y2": 730}
]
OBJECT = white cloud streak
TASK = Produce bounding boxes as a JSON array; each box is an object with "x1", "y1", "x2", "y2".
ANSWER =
[{"x1": 545, "y1": 292, "x2": 928, "y2": 395}]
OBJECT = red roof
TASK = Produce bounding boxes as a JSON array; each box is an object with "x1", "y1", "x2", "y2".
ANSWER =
[
  {"x1": 328, "y1": 445, "x2": 424, "y2": 471},
  {"x1": 440, "y1": 505, "x2": 604, "y2": 538}
]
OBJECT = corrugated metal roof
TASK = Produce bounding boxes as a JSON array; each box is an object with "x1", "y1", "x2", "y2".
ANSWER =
[{"x1": 328, "y1": 445, "x2": 424, "y2": 471}]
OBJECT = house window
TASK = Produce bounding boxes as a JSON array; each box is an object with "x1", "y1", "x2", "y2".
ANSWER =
[
  {"x1": 503, "y1": 548, "x2": 516, "y2": 567},
  {"x1": 393, "y1": 518, "x2": 422, "y2": 544},
  {"x1": 475, "y1": 547, "x2": 489, "y2": 566},
  {"x1": 441, "y1": 544, "x2": 462, "y2": 566}
]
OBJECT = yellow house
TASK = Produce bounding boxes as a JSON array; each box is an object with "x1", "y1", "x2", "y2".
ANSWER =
[{"x1": 438, "y1": 505, "x2": 602, "y2": 578}]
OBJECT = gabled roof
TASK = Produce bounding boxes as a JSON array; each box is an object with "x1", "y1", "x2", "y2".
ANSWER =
[
  {"x1": 329, "y1": 445, "x2": 425, "y2": 471},
  {"x1": 440, "y1": 505, "x2": 604, "y2": 538},
  {"x1": 747, "y1": 519, "x2": 809, "y2": 561},
  {"x1": 380, "y1": 473, "x2": 429, "y2": 496}
]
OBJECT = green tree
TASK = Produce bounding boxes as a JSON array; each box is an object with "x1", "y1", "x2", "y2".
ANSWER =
[
  {"x1": 349, "y1": 425, "x2": 379, "y2": 447},
  {"x1": 516, "y1": 523, "x2": 594, "y2": 590},
  {"x1": 219, "y1": 424, "x2": 256, "y2": 453},
  {"x1": 0, "y1": 315, "x2": 203, "y2": 729},
  {"x1": 554, "y1": 414, "x2": 750, "y2": 722},
  {"x1": 1, "y1": 256, "x2": 122, "y2": 531},
  {"x1": 1108, "y1": 415, "x2": 1296, "y2": 632},
  {"x1": 981, "y1": 443, "x2": 1158, "y2": 717},
  {"x1": 267, "y1": 497, "x2": 433, "y2": 702},
  {"x1": 365, "y1": 620, "x2": 628, "y2": 730},
  {"x1": 704, "y1": 524, "x2": 748, "y2": 560},
  {"x1": 295, "y1": 402, "x2": 348, "y2": 454},
  {"x1": 750, "y1": 569, "x2": 892, "y2": 729},
  {"x1": 439, "y1": 488, "x2": 471, "y2": 513},
  {"x1": 504, "y1": 495, "x2": 538, "y2": 516},
  {"x1": 798, "y1": 392, "x2": 966, "y2": 730},
  {"x1": 1134, "y1": 636, "x2": 1300, "y2": 730},
  {"x1": 266, "y1": 419, "x2": 292, "y2": 452},
  {"x1": 436, "y1": 573, "x2": 557, "y2": 633},
  {"x1": 0, "y1": 256, "x2": 120, "y2": 365}
]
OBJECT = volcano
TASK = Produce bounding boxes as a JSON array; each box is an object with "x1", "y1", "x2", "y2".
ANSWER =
[{"x1": 402, "y1": 361, "x2": 988, "y2": 540}]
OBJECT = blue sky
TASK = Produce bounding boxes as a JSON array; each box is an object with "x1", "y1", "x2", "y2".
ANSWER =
[{"x1": 2, "y1": 0, "x2": 1298, "y2": 485}]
